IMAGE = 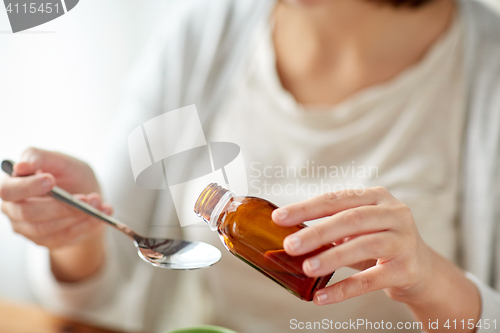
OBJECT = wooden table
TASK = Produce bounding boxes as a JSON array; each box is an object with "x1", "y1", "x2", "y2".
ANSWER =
[{"x1": 0, "y1": 299, "x2": 124, "y2": 333}]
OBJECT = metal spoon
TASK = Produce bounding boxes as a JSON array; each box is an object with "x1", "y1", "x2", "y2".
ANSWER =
[{"x1": 1, "y1": 160, "x2": 221, "y2": 270}]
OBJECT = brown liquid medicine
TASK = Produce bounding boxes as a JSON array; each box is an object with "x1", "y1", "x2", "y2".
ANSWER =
[{"x1": 194, "y1": 183, "x2": 334, "y2": 301}]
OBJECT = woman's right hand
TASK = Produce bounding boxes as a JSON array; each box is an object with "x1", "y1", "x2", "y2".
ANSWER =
[{"x1": 0, "y1": 147, "x2": 112, "y2": 281}]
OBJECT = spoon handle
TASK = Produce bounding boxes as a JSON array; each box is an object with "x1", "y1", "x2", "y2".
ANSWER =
[{"x1": 1, "y1": 160, "x2": 140, "y2": 241}]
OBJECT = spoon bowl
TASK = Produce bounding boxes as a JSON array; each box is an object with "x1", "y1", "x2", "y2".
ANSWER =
[
  {"x1": 2, "y1": 160, "x2": 221, "y2": 270},
  {"x1": 135, "y1": 237, "x2": 221, "y2": 269}
]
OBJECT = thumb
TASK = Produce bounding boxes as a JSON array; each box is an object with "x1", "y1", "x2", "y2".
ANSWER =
[{"x1": 14, "y1": 147, "x2": 65, "y2": 176}]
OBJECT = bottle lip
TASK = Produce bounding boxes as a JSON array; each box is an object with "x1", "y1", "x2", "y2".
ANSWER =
[{"x1": 208, "y1": 190, "x2": 234, "y2": 231}]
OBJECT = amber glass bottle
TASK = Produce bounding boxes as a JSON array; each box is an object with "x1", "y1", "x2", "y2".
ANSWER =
[{"x1": 194, "y1": 183, "x2": 334, "y2": 301}]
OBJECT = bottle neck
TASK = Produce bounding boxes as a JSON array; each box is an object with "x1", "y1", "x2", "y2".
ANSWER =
[{"x1": 194, "y1": 183, "x2": 234, "y2": 231}]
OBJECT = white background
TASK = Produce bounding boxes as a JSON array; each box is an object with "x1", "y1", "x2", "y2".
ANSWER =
[{"x1": 0, "y1": 0, "x2": 499, "y2": 305}]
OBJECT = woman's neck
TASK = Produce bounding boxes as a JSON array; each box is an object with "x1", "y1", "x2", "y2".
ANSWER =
[{"x1": 273, "y1": 0, "x2": 456, "y2": 106}]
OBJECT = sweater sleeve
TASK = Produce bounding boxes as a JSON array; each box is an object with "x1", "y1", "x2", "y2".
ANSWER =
[
  {"x1": 25, "y1": 231, "x2": 129, "y2": 330},
  {"x1": 465, "y1": 272, "x2": 500, "y2": 332}
]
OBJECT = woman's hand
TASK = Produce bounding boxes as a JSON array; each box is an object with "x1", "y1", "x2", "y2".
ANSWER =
[
  {"x1": 0, "y1": 147, "x2": 112, "y2": 282},
  {"x1": 272, "y1": 186, "x2": 481, "y2": 332},
  {"x1": 272, "y1": 186, "x2": 436, "y2": 306}
]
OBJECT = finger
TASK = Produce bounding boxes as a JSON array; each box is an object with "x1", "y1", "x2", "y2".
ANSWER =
[
  {"x1": 272, "y1": 187, "x2": 393, "y2": 227},
  {"x1": 33, "y1": 218, "x2": 103, "y2": 249},
  {"x1": 12, "y1": 214, "x2": 90, "y2": 239},
  {"x1": 64, "y1": 193, "x2": 105, "y2": 219},
  {"x1": 14, "y1": 147, "x2": 68, "y2": 176},
  {"x1": 18, "y1": 197, "x2": 105, "y2": 243},
  {"x1": 6, "y1": 194, "x2": 103, "y2": 237},
  {"x1": 75, "y1": 193, "x2": 112, "y2": 216},
  {"x1": 2, "y1": 197, "x2": 76, "y2": 222},
  {"x1": 302, "y1": 233, "x2": 395, "y2": 277},
  {"x1": 12, "y1": 162, "x2": 35, "y2": 177},
  {"x1": 284, "y1": 205, "x2": 393, "y2": 256},
  {"x1": 100, "y1": 203, "x2": 113, "y2": 215},
  {"x1": 0, "y1": 173, "x2": 55, "y2": 201},
  {"x1": 75, "y1": 193, "x2": 103, "y2": 208},
  {"x1": 314, "y1": 264, "x2": 395, "y2": 305},
  {"x1": 3, "y1": 193, "x2": 103, "y2": 223},
  {"x1": 76, "y1": 193, "x2": 112, "y2": 216}
]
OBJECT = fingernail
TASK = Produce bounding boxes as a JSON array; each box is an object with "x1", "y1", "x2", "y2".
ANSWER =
[
  {"x1": 286, "y1": 236, "x2": 301, "y2": 251},
  {"x1": 275, "y1": 209, "x2": 288, "y2": 221},
  {"x1": 316, "y1": 292, "x2": 328, "y2": 304},
  {"x1": 90, "y1": 199, "x2": 99, "y2": 207},
  {"x1": 42, "y1": 178, "x2": 52, "y2": 190},
  {"x1": 305, "y1": 258, "x2": 320, "y2": 272}
]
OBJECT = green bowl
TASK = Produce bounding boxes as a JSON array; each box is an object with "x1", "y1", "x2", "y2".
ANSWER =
[{"x1": 166, "y1": 325, "x2": 238, "y2": 333}]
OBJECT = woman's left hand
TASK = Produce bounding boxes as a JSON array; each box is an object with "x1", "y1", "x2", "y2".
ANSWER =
[{"x1": 272, "y1": 186, "x2": 435, "y2": 306}]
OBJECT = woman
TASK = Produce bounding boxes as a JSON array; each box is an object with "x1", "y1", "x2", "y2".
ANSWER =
[{"x1": 1, "y1": 0, "x2": 499, "y2": 331}]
